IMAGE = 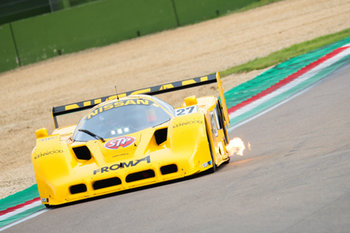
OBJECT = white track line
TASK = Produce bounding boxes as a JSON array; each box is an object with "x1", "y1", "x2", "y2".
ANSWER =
[
  {"x1": 0, "y1": 209, "x2": 48, "y2": 232},
  {"x1": 228, "y1": 80, "x2": 317, "y2": 132},
  {"x1": 0, "y1": 200, "x2": 42, "y2": 221},
  {"x1": 229, "y1": 46, "x2": 350, "y2": 121}
]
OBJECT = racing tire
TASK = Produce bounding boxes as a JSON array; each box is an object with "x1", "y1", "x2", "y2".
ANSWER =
[
  {"x1": 207, "y1": 132, "x2": 217, "y2": 173},
  {"x1": 223, "y1": 156, "x2": 230, "y2": 164}
]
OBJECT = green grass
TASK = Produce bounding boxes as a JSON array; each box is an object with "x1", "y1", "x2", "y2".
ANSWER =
[
  {"x1": 228, "y1": 0, "x2": 283, "y2": 15},
  {"x1": 220, "y1": 28, "x2": 350, "y2": 77}
]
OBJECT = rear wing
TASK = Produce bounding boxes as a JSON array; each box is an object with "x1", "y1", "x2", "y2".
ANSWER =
[{"x1": 52, "y1": 72, "x2": 229, "y2": 128}]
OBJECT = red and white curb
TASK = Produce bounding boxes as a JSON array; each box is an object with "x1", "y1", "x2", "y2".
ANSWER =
[
  {"x1": 0, "y1": 198, "x2": 42, "y2": 222},
  {"x1": 228, "y1": 44, "x2": 350, "y2": 128},
  {"x1": 0, "y1": 198, "x2": 45, "y2": 231},
  {"x1": 0, "y1": 209, "x2": 47, "y2": 232}
]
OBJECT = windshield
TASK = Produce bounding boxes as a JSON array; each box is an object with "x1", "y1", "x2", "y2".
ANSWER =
[{"x1": 73, "y1": 98, "x2": 172, "y2": 142}]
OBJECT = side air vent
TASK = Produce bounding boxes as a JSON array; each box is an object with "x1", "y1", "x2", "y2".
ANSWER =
[
  {"x1": 126, "y1": 170, "x2": 155, "y2": 183},
  {"x1": 69, "y1": 184, "x2": 87, "y2": 194},
  {"x1": 73, "y1": 146, "x2": 91, "y2": 160},
  {"x1": 154, "y1": 128, "x2": 168, "y2": 145},
  {"x1": 160, "y1": 164, "x2": 178, "y2": 175},
  {"x1": 93, "y1": 177, "x2": 122, "y2": 190}
]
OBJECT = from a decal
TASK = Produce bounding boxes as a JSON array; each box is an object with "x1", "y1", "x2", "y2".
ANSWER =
[{"x1": 93, "y1": 155, "x2": 151, "y2": 175}]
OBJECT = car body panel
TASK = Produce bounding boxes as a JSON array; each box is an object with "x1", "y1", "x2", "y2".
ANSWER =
[{"x1": 32, "y1": 73, "x2": 230, "y2": 206}]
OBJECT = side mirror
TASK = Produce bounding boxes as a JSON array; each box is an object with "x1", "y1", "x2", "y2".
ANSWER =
[{"x1": 35, "y1": 128, "x2": 48, "y2": 139}]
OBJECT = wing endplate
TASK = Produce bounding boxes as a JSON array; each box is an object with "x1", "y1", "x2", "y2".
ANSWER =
[{"x1": 216, "y1": 72, "x2": 230, "y2": 128}]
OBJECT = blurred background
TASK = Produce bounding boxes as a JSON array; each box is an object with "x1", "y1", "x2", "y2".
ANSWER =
[
  {"x1": 0, "y1": 0, "x2": 97, "y2": 25},
  {"x1": 0, "y1": 0, "x2": 264, "y2": 73}
]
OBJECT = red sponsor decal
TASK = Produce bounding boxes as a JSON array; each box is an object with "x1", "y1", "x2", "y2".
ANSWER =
[{"x1": 105, "y1": 136, "x2": 135, "y2": 149}]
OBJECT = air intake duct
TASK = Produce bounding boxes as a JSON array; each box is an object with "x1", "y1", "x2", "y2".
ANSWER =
[
  {"x1": 72, "y1": 146, "x2": 91, "y2": 160},
  {"x1": 154, "y1": 128, "x2": 167, "y2": 145}
]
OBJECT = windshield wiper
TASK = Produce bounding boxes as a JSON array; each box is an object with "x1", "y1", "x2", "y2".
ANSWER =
[{"x1": 78, "y1": 129, "x2": 105, "y2": 142}]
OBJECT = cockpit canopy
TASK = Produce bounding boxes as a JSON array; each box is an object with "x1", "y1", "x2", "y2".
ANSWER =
[{"x1": 73, "y1": 96, "x2": 174, "y2": 142}]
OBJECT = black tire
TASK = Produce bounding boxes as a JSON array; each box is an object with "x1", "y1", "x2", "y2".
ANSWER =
[
  {"x1": 207, "y1": 132, "x2": 217, "y2": 173},
  {"x1": 223, "y1": 155, "x2": 230, "y2": 164}
]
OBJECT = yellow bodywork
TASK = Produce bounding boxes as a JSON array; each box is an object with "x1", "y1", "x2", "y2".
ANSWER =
[{"x1": 32, "y1": 73, "x2": 230, "y2": 206}]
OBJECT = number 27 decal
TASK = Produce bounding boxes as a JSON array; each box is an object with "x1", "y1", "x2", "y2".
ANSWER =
[{"x1": 175, "y1": 106, "x2": 198, "y2": 116}]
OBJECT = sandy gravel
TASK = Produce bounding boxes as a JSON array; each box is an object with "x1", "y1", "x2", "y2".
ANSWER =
[{"x1": 0, "y1": 0, "x2": 349, "y2": 199}]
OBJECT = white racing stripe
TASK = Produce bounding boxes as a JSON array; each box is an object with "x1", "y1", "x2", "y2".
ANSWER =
[
  {"x1": 0, "y1": 209, "x2": 48, "y2": 232},
  {"x1": 0, "y1": 200, "x2": 43, "y2": 221},
  {"x1": 228, "y1": 81, "x2": 318, "y2": 132},
  {"x1": 229, "y1": 45, "x2": 350, "y2": 121}
]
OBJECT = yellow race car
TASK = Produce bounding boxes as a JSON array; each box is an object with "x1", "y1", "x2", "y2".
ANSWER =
[{"x1": 32, "y1": 73, "x2": 231, "y2": 206}]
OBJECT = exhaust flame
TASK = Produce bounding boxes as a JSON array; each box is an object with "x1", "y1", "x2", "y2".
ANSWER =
[{"x1": 227, "y1": 137, "x2": 248, "y2": 156}]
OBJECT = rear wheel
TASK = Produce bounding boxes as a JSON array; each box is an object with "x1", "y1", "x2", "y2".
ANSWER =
[
  {"x1": 223, "y1": 155, "x2": 230, "y2": 164},
  {"x1": 207, "y1": 132, "x2": 217, "y2": 173}
]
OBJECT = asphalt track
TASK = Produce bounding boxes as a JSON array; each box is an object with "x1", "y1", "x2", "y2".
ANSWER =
[{"x1": 5, "y1": 64, "x2": 350, "y2": 233}]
